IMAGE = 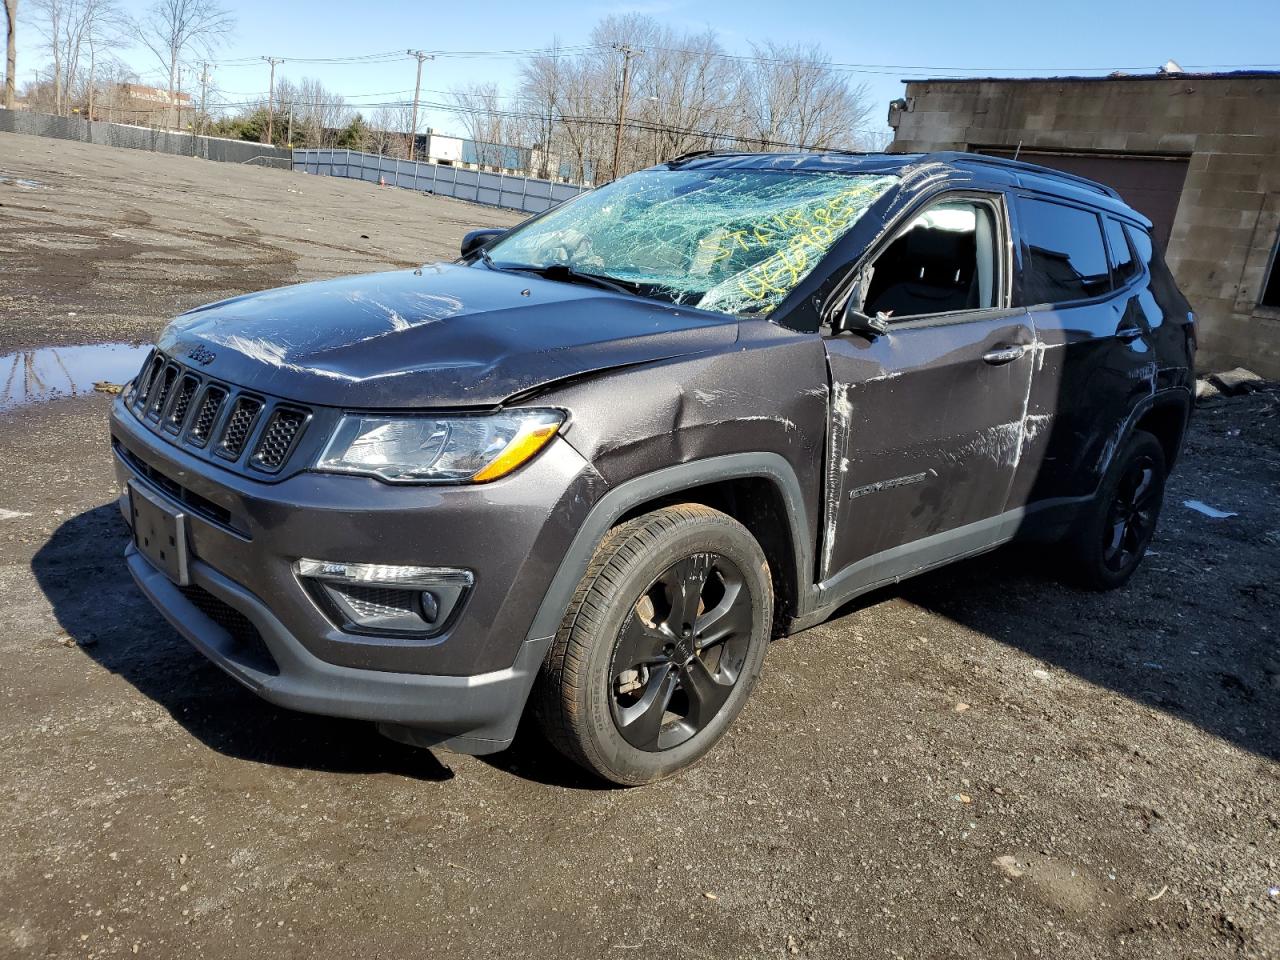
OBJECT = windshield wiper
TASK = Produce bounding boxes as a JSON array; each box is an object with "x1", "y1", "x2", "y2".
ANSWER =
[{"x1": 493, "y1": 261, "x2": 646, "y2": 298}]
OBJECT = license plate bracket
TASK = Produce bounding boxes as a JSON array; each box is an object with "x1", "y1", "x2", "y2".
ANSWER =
[{"x1": 129, "y1": 481, "x2": 190, "y2": 586}]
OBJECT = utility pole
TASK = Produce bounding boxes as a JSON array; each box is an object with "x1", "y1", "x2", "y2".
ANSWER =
[
  {"x1": 285, "y1": 100, "x2": 294, "y2": 148},
  {"x1": 197, "y1": 62, "x2": 211, "y2": 138},
  {"x1": 87, "y1": 36, "x2": 96, "y2": 122},
  {"x1": 611, "y1": 44, "x2": 637, "y2": 181},
  {"x1": 406, "y1": 49, "x2": 434, "y2": 161},
  {"x1": 4, "y1": 0, "x2": 16, "y2": 111},
  {"x1": 263, "y1": 55, "x2": 283, "y2": 145}
]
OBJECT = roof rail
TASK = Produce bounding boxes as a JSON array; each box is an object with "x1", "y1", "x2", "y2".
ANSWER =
[
  {"x1": 665, "y1": 149, "x2": 737, "y2": 167},
  {"x1": 933, "y1": 151, "x2": 1123, "y2": 200}
]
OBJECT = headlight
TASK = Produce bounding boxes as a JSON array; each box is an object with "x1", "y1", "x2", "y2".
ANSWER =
[{"x1": 315, "y1": 408, "x2": 565, "y2": 483}]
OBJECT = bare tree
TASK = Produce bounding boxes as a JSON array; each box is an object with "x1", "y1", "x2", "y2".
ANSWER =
[
  {"x1": 505, "y1": 15, "x2": 875, "y2": 182},
  {"x1": 78, "y1": 0, "x2": 128, "y2": 119},
  {"x1": 136, "y1": 0, "x2": 233, "y2": 128},
  {"x1": 28, "y1": 0, "x2": 65, "y2": 112},
  {"x1": 93, "y1": 55, "x2": 135, "y2": 122},
  {"x1": 735, "y1": 42, "x2": 872, "y2": 150},
  {"x1": 30, "y1": 0, "x2": 127, "y2": 117},
  {"x1": 294, "y1": 76, "x2": 350, "y2": 147},
  {"x1": 367, "y1": 105, "x2": 413, "y2": 158},
  {"x1": 3, "y1": 0, "x2": 16, "y2": 110},
  {"x1": 635, "y1": 27, "x2": 738, "y2": 164},
  {"x1": 520, "y1": 41, "x2": 565, "y2": 178},
  {"x1": 448, "y1": 81, "x2": 509, "y2": 170}
]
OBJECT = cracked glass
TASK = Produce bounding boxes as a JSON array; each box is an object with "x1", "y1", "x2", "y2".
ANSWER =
[{"x1": 483, "y1": 169, "x2": 898, "y2": 318}]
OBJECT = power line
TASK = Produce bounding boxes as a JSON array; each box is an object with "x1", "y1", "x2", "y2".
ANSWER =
[
  {"x1": 621, "y1": 43, "x2": 1280, "y2": 76},
  {"x1": 201, "y1": 44, "x2": 603, "y2": 68},
  {"x1": 193, "y1": 41, "x2": 1280, "y2": 77}
]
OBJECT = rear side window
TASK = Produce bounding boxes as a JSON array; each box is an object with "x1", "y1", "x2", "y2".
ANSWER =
[
  {"x1": 1125, "y1": 222, "x2": 1184, "y2": 307},
  {"x1": 1125, "y1": 223, "x2": 1154, "y2": 268},
  {"x1": 1105, "y1": 218, "x2": 1139, "y2": 285},
  {"x1": 1017, "y1": 198, "x2": 1111, "y2": 305}
]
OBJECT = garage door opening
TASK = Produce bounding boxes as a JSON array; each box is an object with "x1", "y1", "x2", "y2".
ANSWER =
[{"x1": 976, "y1": 148, "x2": 1190, "y2": 252}]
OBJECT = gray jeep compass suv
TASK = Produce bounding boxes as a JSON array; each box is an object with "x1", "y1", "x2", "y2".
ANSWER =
[{"x1": 109, "y1": 151, "x2": 1195, "y2": 785}]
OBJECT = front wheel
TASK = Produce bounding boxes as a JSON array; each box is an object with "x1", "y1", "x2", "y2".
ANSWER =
[
  {"x1": 1066, "y1": 429, "x2": 1167, "y2": 590},
  {"x1": 534, "y1": 504, "x2": 773, "y2": 786}
]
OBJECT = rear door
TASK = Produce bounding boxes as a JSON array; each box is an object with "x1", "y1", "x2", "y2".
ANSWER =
[
  {"x1": 820, "y1": 191, "x2": 1035, "y2": 587},
  {"x1": 1005, "y1": 195, "x2": 1154, "y2": 510}
]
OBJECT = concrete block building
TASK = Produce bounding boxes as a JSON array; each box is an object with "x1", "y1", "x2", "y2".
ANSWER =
[{"x1": 888, "y1": 71, "x2": 1280, "y2": 378}]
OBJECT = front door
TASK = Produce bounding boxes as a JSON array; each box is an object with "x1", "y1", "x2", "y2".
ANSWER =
[{"x1": 819, "y1": 193, "x2": 1035, "y2": 590}]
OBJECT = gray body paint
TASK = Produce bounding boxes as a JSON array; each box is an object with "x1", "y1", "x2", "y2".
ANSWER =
[{"x1": 111, "y1": 150, "x2": 1196, "y2": 754}]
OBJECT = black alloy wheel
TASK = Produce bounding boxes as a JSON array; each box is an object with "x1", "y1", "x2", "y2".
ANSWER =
[
  {"x1": 1102, "y1": 453, "x2": 1161, "y2": 573},
  {"x1": 535, "y1": 504, "x2": 772, "y2": 786},
  {"x1": 1067, "y1": 429, "x2": 1167, "y2": 590},
  {"x1": 610, "y1": 552, "x2": 754, "y2": 752}
]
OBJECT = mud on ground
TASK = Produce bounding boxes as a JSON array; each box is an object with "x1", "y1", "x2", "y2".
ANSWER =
[
  {"x1": 1, "y1": 133, "x2": 1277, "y2": 960},
  {"x1": 0, "y1": 133, "x2": 518, "y2": 354}
]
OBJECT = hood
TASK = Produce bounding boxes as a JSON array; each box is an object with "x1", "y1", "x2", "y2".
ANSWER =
[{"x1": 158, "y1": 263, "x2": 739, "y2": 407}]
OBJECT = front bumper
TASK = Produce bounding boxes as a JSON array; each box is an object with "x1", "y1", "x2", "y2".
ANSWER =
[
  {"x1": 110, "y1": 395, "x2": 600, "y2": 751},
  {"x1": 126, "y1": 543, "x2": 551, "y2": 752}
]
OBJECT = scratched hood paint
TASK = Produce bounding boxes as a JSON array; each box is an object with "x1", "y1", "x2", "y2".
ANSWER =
[{"x1": 158, "y1": 263, "x2": 739, "y2": 407}]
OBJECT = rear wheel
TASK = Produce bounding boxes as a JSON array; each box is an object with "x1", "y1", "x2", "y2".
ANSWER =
[
  {"x1": 1067, "y1": 429, "x2": 1166, "y2": 590},
  {"x1": 534, "y1": 504, "x2": 772, "y2": 786}
]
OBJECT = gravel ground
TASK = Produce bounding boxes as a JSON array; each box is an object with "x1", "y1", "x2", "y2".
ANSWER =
[{"x1": 1, "y1": 133, "x2": 1277, "y2": 960}]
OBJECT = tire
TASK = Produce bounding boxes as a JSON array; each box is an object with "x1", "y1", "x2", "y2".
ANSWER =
[
  {"x1": 534, "y1": 504, "x2": 773, "y2": 786},
  {"x1": 1066, "y1": 429, "x2": 1167, "y2": 591}
]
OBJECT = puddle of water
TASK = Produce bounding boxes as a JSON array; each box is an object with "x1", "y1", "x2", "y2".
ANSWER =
[
  {"x1": 0, "y1": 172, "x2": 46, "y2": 189},
  {"x1": 0, "y1": 343, "x2": 151, "y2": 413}
]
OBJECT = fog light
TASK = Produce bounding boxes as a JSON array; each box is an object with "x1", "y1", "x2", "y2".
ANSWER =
[
  {"x1": 295, "y1": 559, "x2": 472, "y2": 637},
  {"x1": 419, "y1": 590, "x2": 440, "y2": 624}
]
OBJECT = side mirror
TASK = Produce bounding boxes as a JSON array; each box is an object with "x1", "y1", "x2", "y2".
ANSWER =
[
  {"x1": 840, "y1": 305, "x2": 891, "y2": 339},
  {"x1": 461, "y1": 228, "x2": 505, "y2": 259}
]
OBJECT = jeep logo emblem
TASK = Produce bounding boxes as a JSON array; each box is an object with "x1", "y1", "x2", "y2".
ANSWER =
[
  {"x1": 671, "y1": 635, "x2": 695, "y2": 664},
  {"x1": 187, "y1": 345, "x2": 216, "y2": 366}
]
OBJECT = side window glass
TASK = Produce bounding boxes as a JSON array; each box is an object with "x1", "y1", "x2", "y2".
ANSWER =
[
  {"x1": 1125, "y1": 222, "x2": 1179, "y2": 320},
  {"x1": 862, "y1": 199, "x2": 999, "y2": 319},
  {"x1": 1261, "y1": 237, "x2": 1280, "y2": 309},
  {"x1": 1125, "y1": 223, "x2": 1155, "y2": 269},
  {"x1": 1017, "y1": 198, "x2": 1111, "y2": 305},
  {"x1": 1105, "y1": 218, "x2": 1139, "y2": 285}
]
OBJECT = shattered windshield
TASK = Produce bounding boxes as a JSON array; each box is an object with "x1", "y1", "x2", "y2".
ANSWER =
[{"x1": 483, "y1": 169, "x2": 897, "y2": 318}]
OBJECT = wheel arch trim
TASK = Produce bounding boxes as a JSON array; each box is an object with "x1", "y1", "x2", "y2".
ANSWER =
[
  {"x1": 1099, "y1": 385, "x2": 1193, "y2": 479},
  {"x1": 525, "y1": 452, "x2": 816, "y2": 641}
]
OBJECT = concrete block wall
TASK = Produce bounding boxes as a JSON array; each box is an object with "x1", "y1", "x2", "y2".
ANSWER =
[{"x1": 889, "y1": 75, "x2": 1280, "y2": 379}]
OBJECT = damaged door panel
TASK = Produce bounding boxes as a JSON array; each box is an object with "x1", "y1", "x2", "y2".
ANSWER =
[{"x1": 820, "y1": 311, "x2": 1035, "y2": 585}]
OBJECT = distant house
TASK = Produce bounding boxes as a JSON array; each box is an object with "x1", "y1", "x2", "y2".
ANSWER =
[
  {"x1": 395, "y1": 130, "x2": 584, "y2": 184},
  {"x1": 409, "y1": 130, "x2": 540, "y2": 178},
  {"x1": 117, "y1": 84, "x2": 192, "y2": 107},
  {"x1": 461, "y1": 138, "x2": 531, "y2": 174},
  {"x1": 889, "y1": 70, "x2": 1280, "y2": 378}
]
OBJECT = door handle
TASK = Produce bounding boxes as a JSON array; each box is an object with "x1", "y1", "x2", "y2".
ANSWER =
[
  {"x1": 983, "y1": 344, "x2": 1026, "y2": 365},
  {"x1": 1116, "y1": 326, "x2": 1144, "y2": 341}
]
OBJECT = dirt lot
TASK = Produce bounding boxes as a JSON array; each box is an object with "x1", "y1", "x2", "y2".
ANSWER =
[{"x1": 1, "y1": 133, "x2": 1277, "y2": 960}]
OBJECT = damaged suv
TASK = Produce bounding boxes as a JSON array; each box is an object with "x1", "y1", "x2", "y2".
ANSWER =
[{"x1": 110, "y1": 151, "x2": 1195, "y2": 785}]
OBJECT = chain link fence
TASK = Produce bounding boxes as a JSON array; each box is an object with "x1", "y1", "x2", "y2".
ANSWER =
[
  {"x1": 0, "y1": 110, "x2": 293, "y2": 165},
  {"x1": 292, "y1": 148, "x2": 587, "y2": 214}
]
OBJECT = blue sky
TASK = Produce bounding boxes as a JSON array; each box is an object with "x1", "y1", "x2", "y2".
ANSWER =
[{"x1": 13, "y1": 0, "x2": 1280, "y2": 140}]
